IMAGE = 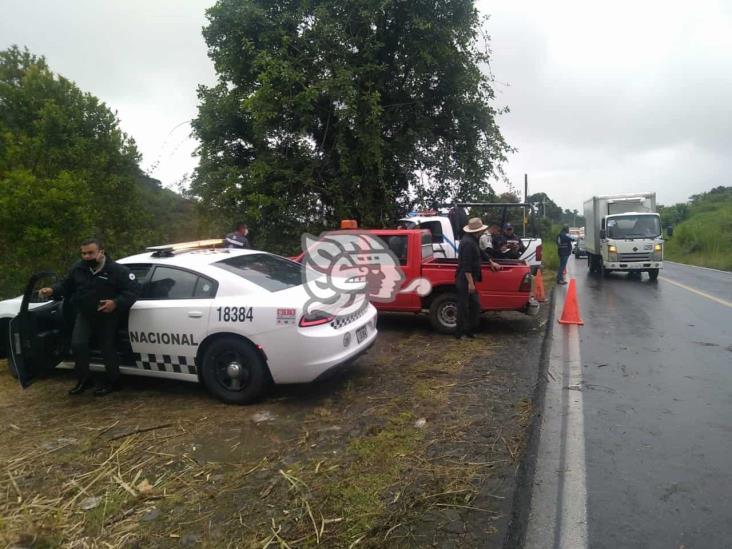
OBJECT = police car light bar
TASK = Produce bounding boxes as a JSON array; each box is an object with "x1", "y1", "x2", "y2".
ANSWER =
[{"x1": 146, "y1": 239, "x2": 224, "y2": 256}]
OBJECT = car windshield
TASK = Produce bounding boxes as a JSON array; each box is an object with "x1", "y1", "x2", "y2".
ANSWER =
[
  {"x1": 607, "y1": 215, "x2": 661, "y2": 239},
  {"x1": 214, "y1": 253, "x2": 303, "y2": 292}
]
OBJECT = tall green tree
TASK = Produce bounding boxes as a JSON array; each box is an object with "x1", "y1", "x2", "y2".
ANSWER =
[
  {"x1": 192, "y1": 0, "x2": 510, "y2": 252},
  {"x1": 0, "y1": 47, "x2": 144, "y2": 295},
  {"x1": 0, "y1": 46, "x2": 206, "y2": 297},
  {"x1": 527, "y1": 192, "x2": 563, "y2": 222}
]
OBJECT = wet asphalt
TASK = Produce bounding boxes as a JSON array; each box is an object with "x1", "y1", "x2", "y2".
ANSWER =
[{"x1": 570, "y1": 257, "x2": 732, "y2": 548}]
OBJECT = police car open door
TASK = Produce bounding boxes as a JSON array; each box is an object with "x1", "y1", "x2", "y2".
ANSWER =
[{"x1": 9, "y1": 272, "x2": 70, "y2": 388}]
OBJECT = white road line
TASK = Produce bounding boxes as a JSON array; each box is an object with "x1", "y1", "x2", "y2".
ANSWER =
[
  {"x1": 660, "y1": 276, "x2": 732, "y2": 309},
  {"x1": 665, "y1": 260, "x2": 732, "y2": 275},
  {"x1": 525, "y1": 282, "x2": 588, "y2": 549},
  {"x1": 559, "y1": 323, "x2": 588, "y2": 548}
]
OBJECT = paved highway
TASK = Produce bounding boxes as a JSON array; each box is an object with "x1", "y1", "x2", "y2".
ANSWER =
[{"x1": 526, "y1": 258, "x2": 732, "y2": 549}]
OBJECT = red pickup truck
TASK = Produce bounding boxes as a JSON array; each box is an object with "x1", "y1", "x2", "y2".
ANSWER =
[
  {"x1": 298, "y1": 228, "x2": 539, "y2": 333},
  {"x1": 371, "y1": 229, "x2": 538, "y2": 332}
]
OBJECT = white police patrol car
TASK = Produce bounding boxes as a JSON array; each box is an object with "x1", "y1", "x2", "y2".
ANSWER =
[{"x1": 0, "y1": 241, "x2": 377, "y2": 404}]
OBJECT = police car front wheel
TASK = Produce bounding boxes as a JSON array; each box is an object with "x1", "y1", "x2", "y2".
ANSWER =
[{"x1": 201, "y1": 337, "x2": 268, "y2": 404}]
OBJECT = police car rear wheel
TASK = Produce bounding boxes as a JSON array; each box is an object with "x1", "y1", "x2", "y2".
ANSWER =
[{"x1": 201, "y1": 338, "x2": 268, "y2": 404}]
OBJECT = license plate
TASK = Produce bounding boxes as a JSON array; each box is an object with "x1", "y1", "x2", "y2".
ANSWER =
[{"x1": 356, "y1": 325, "x2": 367, "y2": 344}]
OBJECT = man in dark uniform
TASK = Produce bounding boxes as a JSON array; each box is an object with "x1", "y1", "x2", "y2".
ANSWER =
[
  {"x1": 224, "y1": 222, "x2": 251, "y2": 249},
  {"x1": 38, "y1": 238, "x2": 141, "y2": 395},
  {"x1": 556, "y1": 226, "x2": 576, "y2": 285},
  {"x1": 501, "y1": 223, "x2": 526, "y2": 259},
  {"x1": 455, "y1": 218, "x2": 501, "y2": 339}
]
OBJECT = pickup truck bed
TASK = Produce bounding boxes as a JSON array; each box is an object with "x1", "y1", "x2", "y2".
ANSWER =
[
  {"x1": 370, "y1": 230, "x2": 539, "y2": 333},
  {"x1": 400, "y1": 212, "x2": 544, "y2": 274},
  {"x1": 422, "y1": 258, "x2": 535, "y2": 310}
]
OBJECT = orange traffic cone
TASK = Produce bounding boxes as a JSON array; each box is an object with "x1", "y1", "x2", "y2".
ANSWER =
[
  {"x1": 534, "y1": 269, "x2": 547, "y2": 302},
  {"x1": 558, "y1": 278, "x2": 584, "y2": 325}
]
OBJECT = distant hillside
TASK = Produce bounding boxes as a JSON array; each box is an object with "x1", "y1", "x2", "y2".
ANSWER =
[
  {"x1": 135, "y1": 174, "x2": 221, "y2": 246},
  {"x1": 660, "y1": 186, "x2": 732, "y2": 271},
  {"x1": 0, "y1": 46, "x2": 226, "y2": 299}
]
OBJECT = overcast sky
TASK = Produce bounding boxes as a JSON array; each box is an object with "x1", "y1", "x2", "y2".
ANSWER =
[{"x1": 2, "y1": 0, "x2": 731, "y2": 212}]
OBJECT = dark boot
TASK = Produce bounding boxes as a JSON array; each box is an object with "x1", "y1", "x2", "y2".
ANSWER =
[
  {"x1": 94, "y1": 380, "x2": 120, "y2": 396},
  {"x1": 69, "y1": 378, "x2": 94, "y2": 395},
  {"x1": 94, "y1": 381, "x2": 119, "y2": 396}
]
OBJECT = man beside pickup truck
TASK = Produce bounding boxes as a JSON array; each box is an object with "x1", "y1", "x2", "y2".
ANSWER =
[{"x1": 456, "y1": 218, "x2": 501, "y2": 339}]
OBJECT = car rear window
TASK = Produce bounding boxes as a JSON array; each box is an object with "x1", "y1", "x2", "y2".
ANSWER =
[{"x1": 214, "y1": 253, "x2": 303, "y2": 292}]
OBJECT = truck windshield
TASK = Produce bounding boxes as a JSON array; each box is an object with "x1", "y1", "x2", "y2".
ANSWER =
[{"x1": 607, "y1": 215, "x2": 661, "y2": 239}]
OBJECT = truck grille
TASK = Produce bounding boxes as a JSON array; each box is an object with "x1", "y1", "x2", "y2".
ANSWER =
[{"x1": 617, "y1": 252, "x2": 651, "y2": 262}]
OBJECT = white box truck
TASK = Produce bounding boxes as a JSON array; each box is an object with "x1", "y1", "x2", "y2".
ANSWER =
[{"x1": 583, "y1": 192, "x2": 663, "y2": 280}]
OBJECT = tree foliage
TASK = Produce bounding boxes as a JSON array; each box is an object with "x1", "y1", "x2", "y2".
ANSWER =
[
  {"x1": 528, "y1": 192, "x2": 562, "y2": 222},
  {"x1": 192, "y1": 0, "x2": 511, "y2": 252},
  {"x1": 662, "y1": 186, "x2": 732, "y2": 271},
  {"x1": 0, "y1": 46, "x2": 205, "y2": 297}
]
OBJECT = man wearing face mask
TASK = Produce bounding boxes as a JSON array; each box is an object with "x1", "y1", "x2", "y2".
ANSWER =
[{"x1": 38, "y1": 238, "x2": 141, "y2": 396}]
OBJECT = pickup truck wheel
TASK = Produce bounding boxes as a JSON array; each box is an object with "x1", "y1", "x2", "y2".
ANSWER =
[
  {"x1": 201, "y1": 337, "x2": 269, "y2": 404},
  {"x1": 429, "y1": 293, "x2": 458, "y2": 334},
  {"x1": 648, "y1": 269, "x2": 659, "y2": 281}
]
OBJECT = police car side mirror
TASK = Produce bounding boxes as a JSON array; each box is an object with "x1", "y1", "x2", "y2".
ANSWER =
[{"x1": 599, "y1": 229, "x2": 606, "y2": 240}]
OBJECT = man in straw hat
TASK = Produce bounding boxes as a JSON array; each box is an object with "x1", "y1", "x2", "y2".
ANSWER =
[{"x1": 455, "y1": 218, "x2": 501, "y2": 339}]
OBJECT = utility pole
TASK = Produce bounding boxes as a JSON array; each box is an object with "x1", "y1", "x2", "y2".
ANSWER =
[{"x1": 523, "y1": 173, "x2": 528, "y2": 237}]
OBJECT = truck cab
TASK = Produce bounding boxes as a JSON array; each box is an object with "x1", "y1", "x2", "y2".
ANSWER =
[
  {"x1": 598, "y1": 212, "x2": 663, "y2": 277},
  {"x1": 397, "y1": 215, "x2": 458, "y2": 259}
]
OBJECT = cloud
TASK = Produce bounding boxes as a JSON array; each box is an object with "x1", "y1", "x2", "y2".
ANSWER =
[
  {"x1": 0, "y1": 0, "x2": 217, "y2": 186},
  {"x1": 481, "y1": 0, "x2": 732, "y2": 209},
  {"x1": 2, "y1": 0, "x2": 730, "y2": 211}
]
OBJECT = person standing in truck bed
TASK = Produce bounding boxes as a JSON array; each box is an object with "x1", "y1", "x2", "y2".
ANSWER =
[{"x1": 500, "y1": 223, "x2": 526, "y2": 259}]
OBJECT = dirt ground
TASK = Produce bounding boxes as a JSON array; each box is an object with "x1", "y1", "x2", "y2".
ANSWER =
[{"x1": 0, "y1": 305, "x2": 549, "y2": 549}]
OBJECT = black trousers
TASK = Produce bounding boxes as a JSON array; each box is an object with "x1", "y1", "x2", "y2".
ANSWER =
[
  {"x1": 455, "y1": 275, "x2": 481, "y2": 335},
  {"x1": 71, "y1": 312, "x2": 120, "y2": 383}
]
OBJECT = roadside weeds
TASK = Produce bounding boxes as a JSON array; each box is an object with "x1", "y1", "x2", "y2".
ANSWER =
[{"x1": 0, "y1": 312, "x2": 548, "y2": 548}]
